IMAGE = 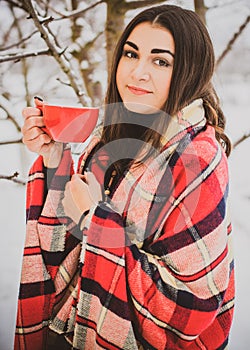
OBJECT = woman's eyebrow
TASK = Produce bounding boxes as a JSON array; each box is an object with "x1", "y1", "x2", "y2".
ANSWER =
[
  {"x1": 124, "y1": 40, "x2": 174, "y2": 58},
  {"x1": 151, "y1": 48, "x2": 175, "y2": 58},
  {"x1": 124, "y1": 41, "x2": 138, "y2": 50}
]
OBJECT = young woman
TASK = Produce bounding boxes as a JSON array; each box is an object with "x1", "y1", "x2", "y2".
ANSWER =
[{"x1": 15, "y1": 4, "x2": 234, "y2": 350}]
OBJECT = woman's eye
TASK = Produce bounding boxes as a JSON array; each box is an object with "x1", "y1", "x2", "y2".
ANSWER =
[
  {"x1": 154, "y1": 58, "x2": 170, "y2": 67},
  {"x1": 122, "y1": 50, "x2": 138, "y2": 59}
]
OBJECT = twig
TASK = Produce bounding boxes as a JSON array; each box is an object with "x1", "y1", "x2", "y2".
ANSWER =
[
  {"x1": 124, "y1": 0, "x2": 167, "y2": 11},
  {"x1": 0, "y1": 95, "x2": 22, "y2": 132},
  {"x1": 9, "y1": 4, "x2": 31, "y2": 106},
  {"x1": 22, "y1": 0, "x2": 90, "y2": 106},
  {"x1": 2, "y1": 0, "x2": 22, "y2": 8},
  {"x1": 7, "y1": 117, "x2": 22, "y2": 132},
  {"x1": 0, "y1": 48, "x2": 51, "y2": 63},
  {"x1": 0, "y1": 138, "x2": 23, "y2": 145},
  {"x1": 0, "y1": 171, "x2": 26, "y2": 185},
  {"x1": 40, "y1": 0, "x2": 105, "y2": 20},
  {"x1": 216, "y1": 15, "x2": 250, "y2": 67},
  {"x1": 0, "y1": 30, "x2": 39, "y2": 52},
  {"x1": 56, "y1": 77, "x2": 71, "y2": 87},
  {"x1": 233, "y1": 132, "x2": 250, "y2": 149},
  {"x1": 37, "y1": 16, "x2": 54, "y2": 25}
]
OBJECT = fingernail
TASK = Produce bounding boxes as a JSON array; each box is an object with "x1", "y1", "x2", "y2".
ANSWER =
[{"x1": 34, "y1": 96, "x2": 43, "y2": 101}]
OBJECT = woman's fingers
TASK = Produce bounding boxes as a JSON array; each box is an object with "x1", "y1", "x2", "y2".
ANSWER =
[
  {"x1": 62, "y1": 177, "x2": 85, "y2": 223},
  {"x1": 71, "y1": 173, "x2": 83, "y2": 180},
  {"x1": 24, "y1": 133, "x2": 52, "y2": 153},
  {"x1": 84, "y1": 171, "x2": 102, "y2": 203},
  {"x1": 22, "y1": 106, "x2": 42, "y2": 120},
  {"x1": 20, "y1": 98, "x2": 63, "y2": 165},
  {"x1": 21, "y1": 106, "x2": 45, "y2": 140},
  {"x1": 34, "y1": 96, "x2": 44, "y2": 107},
  {"x1": 22, "y1": 124, "x2": 45, "y2": 141},
  {"x1": 21, "y1": 100, "x2": 53, "y2": 154},
  {"x1": 85, "y1": 171, "x2": 101, "y2": 188},
  {"x1": 21, "y1": 116, "x2": 45, "y2": 133}
]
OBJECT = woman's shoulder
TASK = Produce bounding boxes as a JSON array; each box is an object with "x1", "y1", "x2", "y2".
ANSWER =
[
  {"x1": 173, "y1": 125, "x2": 229, "y2": 187},
  {"x1": 188, "y1": 124, "x2": 228, "y2": 166}
]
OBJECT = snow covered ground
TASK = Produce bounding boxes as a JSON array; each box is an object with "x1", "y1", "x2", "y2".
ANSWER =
[{"x1": 0, "y1": 1, "x2": 249, "y2": 349}]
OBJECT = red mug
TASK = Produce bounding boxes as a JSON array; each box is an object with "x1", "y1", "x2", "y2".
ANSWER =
[{"x1": 41, "y1": 104, "x2": 99, "y2": 143}]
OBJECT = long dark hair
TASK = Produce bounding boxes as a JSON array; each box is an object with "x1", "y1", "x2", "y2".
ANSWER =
[{"x1": 100, "y1": 4, "x2": 231, "y2": 168}]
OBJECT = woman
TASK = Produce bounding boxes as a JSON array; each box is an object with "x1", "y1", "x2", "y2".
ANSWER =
[{"x1": 15, "y1": 4, "x2": 234, "y2": 350}]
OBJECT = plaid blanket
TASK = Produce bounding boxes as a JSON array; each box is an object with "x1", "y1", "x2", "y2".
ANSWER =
[{"x1": 15, "y1": 99, "x2": 234, "y2": 349}]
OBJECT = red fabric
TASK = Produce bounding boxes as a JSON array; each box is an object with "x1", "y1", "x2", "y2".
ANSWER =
[{"x1": 15, "y1": 100, "x2": 234, "y2": 349}]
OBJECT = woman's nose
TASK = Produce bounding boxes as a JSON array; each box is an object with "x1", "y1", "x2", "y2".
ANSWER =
[{"x1": 131, "y1": 60, "x2": 150, "y2": 81}]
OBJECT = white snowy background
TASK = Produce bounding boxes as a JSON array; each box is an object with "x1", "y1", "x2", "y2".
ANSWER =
[{"x1": 0, "y1": 0, "x2": 249, "y2": 349}]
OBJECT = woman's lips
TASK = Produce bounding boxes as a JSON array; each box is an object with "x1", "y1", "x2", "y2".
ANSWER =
[{"x1": 127, "y1": 85, "x2": 152, "y2": 95}]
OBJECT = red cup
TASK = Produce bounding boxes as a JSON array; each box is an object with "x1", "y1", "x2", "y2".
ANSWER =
[{"x1": 41, "y1": 104, "x2": 99, "y2": 143}]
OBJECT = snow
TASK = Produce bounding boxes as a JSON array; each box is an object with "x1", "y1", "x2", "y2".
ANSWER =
[{"x1": 0, "y1": 1, "x2": 250, "y2": 349}]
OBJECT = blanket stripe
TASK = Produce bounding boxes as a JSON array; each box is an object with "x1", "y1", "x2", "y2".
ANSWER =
[{"x1": 15, "y1": 100, "x2": 234, "y2": 349}]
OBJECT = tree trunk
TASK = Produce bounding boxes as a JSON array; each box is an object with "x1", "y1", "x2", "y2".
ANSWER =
[
  {"x1": 194, "y1": 0, "x2": 207, "y2": 25},
  {"x1": 105, "y1": 0, "x2": 127, "y2": 75}
]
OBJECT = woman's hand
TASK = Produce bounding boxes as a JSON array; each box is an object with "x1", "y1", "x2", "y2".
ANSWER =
[
  {"x1": 62, "y1": 172, "x2": 102, "y2": 225},
  {"x1": 21, "y1": 97, "x2": 63, "y2": 168}
]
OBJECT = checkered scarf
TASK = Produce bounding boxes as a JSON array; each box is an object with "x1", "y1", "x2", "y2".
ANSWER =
[{"x1": 15, "y1": 99, "x2": 234, "y2": 349}]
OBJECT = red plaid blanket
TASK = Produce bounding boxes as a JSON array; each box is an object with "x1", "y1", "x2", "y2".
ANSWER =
[{"x1": 15, "y1": 100, "x2": 234, "y2": 349}]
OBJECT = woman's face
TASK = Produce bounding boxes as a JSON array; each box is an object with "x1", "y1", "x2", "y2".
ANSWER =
[{"x1": 116, "y1": 22, "x2": 175, "y2": 114}]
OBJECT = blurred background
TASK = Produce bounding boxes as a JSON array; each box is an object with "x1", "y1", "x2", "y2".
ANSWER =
[{"x1": 0, "y1": 0, "x2": 249, "y2": 348}]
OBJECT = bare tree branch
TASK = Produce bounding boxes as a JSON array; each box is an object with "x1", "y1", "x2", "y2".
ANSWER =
[
  {"x1": 233, "y1": 132, "x2": 250, "y2": 149},
  {"x1": 0, "y1": 94, "x2": 22, "y2": 132},
  {"x1": 41, "y1": 0, "x2": 105, "y2": 20},
  {"x1": 22, "y1": 0, "x2": 91, "y2": 106},
  {"x1": 9, "y1": 3, "x2": 31, "y2": 106},
  {"x1": 6, "y1": 117, "x2": 22, "y2": 132},
  {"x1": 2, "y1": 0, "x2": 23, "y2": 9},
  {"x1": 0, "y1": 48, "x2": 51, "y2": 63},
  {"x1": 0, "y1": 29, "x2": 38, "y2": 52},
  {"x1": 0, "y1": 171, "x2": 26, "y2": 185},
  {"x1": 71, "y1": 30, "x2": 104, "y2": 104},
  {"x1": 1, "y1": 11, "x2": 20, "y2": 47},
  {"x1": 124, "y1": 0, "x2": 167, "y2": 11},
  {"x1": 56, "y1": 77, "x2": 71, "y2": 87},
  {"x1": 0, "y1": 139, "x2": 23, "y2": 145},
  {"x1": 216, "y1": 15, "x2": 250, "y2": 67}
]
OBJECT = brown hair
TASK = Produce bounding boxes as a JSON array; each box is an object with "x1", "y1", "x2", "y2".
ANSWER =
[{"x1": 100, "y1": 4, "x2": 231, "y2": 165}]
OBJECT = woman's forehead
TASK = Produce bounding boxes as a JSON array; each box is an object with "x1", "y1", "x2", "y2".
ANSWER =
[{"x1": 125, "y1": 22, "x2": 175, "y2": 55}]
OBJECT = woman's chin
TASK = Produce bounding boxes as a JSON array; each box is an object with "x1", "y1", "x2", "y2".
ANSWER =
[{"x1": 123, "y1": 101, "x2": 160, "y2": 115}]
